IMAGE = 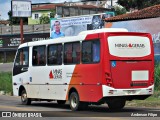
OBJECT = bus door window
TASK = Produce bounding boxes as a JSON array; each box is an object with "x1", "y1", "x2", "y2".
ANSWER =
[
  {"x1": 82, "y1": 40, "x2": 100, "y2": 63},
  {"x1": 15, "y1": 47, "x2": 29, "y2": 66},
  {"x1": 93, "y1": 41, "x2": 100, "y2": 62},
  {"x1": 32, "y1": 46, "x2": 46, "y2": 66},
  {"x1": 13, "y1": 47, "x2": 29, "y2": 76}
]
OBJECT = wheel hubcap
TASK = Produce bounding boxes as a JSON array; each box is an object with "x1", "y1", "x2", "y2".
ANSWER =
[
  {"x1": 71, "y1": 96, "x2": 77, "y2": 108},
  {"x1": 22, "y1": 93, "x2": 27, "y2": 102}
]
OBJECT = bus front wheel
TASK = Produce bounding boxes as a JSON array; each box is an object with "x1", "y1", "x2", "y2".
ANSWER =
[{"x1": 21, "y1": 90, "x2": 31, "y2": 105}]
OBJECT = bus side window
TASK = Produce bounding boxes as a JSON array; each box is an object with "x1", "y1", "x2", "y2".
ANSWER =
[
  {"x1": 48, "y1": 44, "x2": 62, "y2": 65},
  {"x1": 64, "y1": 42, "x2": 80, "y2": 64},
  {"x1": 82, "y1": 41, "x2": 92, "y2": 63},
  {"x1": 73, "y1": 42, "x2": 80, "y2": 64},
  {"x1": 64, "y1": 43, "x2": 72, "y2": 64},
  {"x1": 32, "y1": 46, "x2": 46, "y2": 66},
  {"x1": 57, "y1": 44, "x2": 62, "y2": 65}
]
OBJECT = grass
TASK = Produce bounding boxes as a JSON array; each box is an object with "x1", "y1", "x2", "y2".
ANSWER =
[
  {"x1": 154, "y1": 62, "x2": 160, "y2": 90},
  {"x1": 0, "y1": 72, "x2": 12, "y2": 95},
  {"x1": 126, "y1": 91, "x2": 160, "y2": 107}
]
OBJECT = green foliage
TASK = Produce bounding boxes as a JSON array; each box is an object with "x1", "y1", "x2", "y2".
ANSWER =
[
  {"x1": 0, "y1": 72, "x2": 12, "y2": 94},
  {"x1": 50, "y1": 10, "x2": 55, "y2": 18},
  {"x1": 154, "y1": 63, "x2": 160, "y2": 90},
  {"x1": 39, "y1": 14, "x2": 50, "y2": 24},
  {"x1": 114, "y1": 5, "x2": 127, "y2": 15},
  {"x1": 8, "y1": 11, "x2": 28, "y2": 25},
  {"x1": 117, "y1": 0, "x2": 160, "y2": 10}
]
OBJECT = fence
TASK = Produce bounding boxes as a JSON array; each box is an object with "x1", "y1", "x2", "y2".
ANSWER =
[{"x1": 0, "y1": 24, "x2": 50, "y2": 35}]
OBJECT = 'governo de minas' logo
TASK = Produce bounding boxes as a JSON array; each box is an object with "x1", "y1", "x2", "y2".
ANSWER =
[
  {"x1": 115, "y1": 43, "x2": 145, "y2": 49},
  {"x1": 49, "y1": 69, "x2": 62, "y2": 80}
]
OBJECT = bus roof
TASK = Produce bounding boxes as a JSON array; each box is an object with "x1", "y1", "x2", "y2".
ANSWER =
[
  {"x1": 18, "y1": 28, "x2": 128, "y2": 49},
  {"x1": 78, "y1": 28, "x2": 128, "y2": 35}
]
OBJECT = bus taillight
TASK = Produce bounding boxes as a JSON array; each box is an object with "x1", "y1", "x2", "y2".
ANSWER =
[{"x1": 105, "y1": 72, "x2": 113, "y2": 87}]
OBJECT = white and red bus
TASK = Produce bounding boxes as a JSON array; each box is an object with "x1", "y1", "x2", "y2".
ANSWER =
[{"x1": 12, "y1": 28, "x2": 154, "y2": 111}]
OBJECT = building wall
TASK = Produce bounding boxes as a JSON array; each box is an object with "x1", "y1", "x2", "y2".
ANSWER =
[{"x1": 0, "y1": 33, "x2": 50, "y2": 63}]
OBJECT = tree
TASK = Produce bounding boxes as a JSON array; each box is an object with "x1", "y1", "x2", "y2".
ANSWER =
[
  {"x1": 114, "y1": 5, "x2": 127, "y2": 15},
  {"x1": 39, "y1": 14, "x2": 50, "y2": 24},
  {"x1": 117, "y1": 0, "x2": 160, "y2": 11},
  {"x1": 8, "y1": 11, "x2": 28, "y2": 25},
  {"x1": 50, "y1": 10, "x2": 55, "y2": 18}
]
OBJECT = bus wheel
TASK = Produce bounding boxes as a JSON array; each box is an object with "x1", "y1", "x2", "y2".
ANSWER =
[
  {"x1": 21, "y1": 90, "x2": 31, "y2": 105},
  {"x1": 107, "y1": 99, "x2": 125, "y2": 110},
  {"x1": 69, "y1": 92, "x2": 80, "y2": 111},
  {"x1": 57, "y1": 100, "x2": 66, "y2": 105}
]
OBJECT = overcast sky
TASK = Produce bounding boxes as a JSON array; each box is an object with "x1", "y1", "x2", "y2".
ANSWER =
[{"x1": 0, "y1": 0, "x2": 82, "y2": 20}]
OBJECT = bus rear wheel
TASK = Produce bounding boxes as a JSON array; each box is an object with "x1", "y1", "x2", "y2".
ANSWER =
[
  {"x1": 69, "y1": 92, "x2": 80, "y2": 111},
  {"x1": 69, "y1": 92, "x2": 88, "y2": 111},
  {"x1": 107, "y1": 99, "x2": 125, "y2": 110},
  {"x1": 21, "y1": 90, "x2": 31, "y2": 105}
]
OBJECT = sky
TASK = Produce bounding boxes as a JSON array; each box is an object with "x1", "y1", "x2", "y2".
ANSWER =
[{"x1": 0, "y1": 0, "x2": 81, "y2": 20}]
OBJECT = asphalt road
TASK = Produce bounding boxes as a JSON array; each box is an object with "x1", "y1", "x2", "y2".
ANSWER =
[
  {"x1": 0, "y1": 95, "x2": 159, "y2": 120},
  {"x1": 0, "y1": 63, "x2": 13, "y2": 72}
]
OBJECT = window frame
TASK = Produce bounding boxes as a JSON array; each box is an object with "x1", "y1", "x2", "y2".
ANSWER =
[{"x1": 35, "y1": 14, "x2": 39, "y2": 19}]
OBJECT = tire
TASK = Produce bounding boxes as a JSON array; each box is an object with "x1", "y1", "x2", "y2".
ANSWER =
[
  {"x1": 107, "y1": 99, "x2": 125, "y2": 110},
  {"x1": 21, "y1": 90, "x2": 31, "y2": 105},
  {"x1": 69, "y1": 92, "x2": 80, "y2": 111},
  {"x1": 57, "y1": 100, "x2": 66, "y2": 105}
]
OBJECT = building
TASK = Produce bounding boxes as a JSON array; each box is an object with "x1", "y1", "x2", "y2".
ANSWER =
[
  {"x1": 28, "y1": 3, "x2": 62, "y2": 25},
  {"x1": 56, "y1": 4, "x2": 113, "y2": 17},
  {"x1": 0, "y1": 20, "x2": 10, "y2": 26},
  {"x1": 29, "y1": 2, "x2": 114, "y2": 24}
]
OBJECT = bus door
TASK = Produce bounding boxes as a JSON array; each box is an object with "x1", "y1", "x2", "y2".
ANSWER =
[
  {"x1": 107, "y1": 34, "x2": 154, "y2": 89},
  {"x1": 13, "y1": 47, "x2": 30, "y2": 95}
]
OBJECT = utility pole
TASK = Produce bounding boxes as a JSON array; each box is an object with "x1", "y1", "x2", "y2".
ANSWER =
[
  {"x1": 20, "y1": 18, "x2": 24, "y2": 44},
  {"x1": 111, "y1": 0, "x2": 113, "y2": 6}
]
